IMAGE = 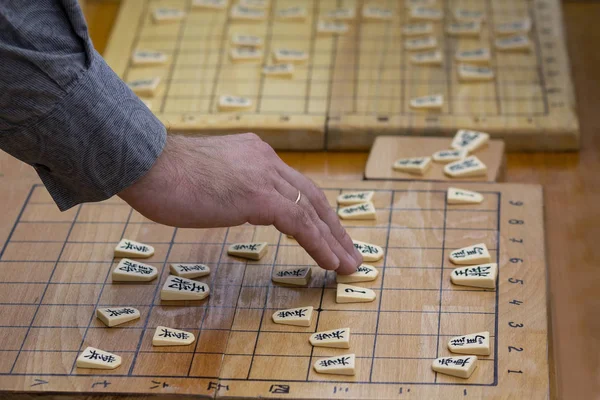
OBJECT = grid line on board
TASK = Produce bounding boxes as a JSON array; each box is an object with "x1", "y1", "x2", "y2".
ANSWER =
[
  {"x1": 8, "y1": 202, "x2": 83, "y2": 374},
  {"x1": 185, "y1": 227, "x2": 230, "y2": 378},
  {"x1": 126, "y1": 226, "x2": 179, "y2": 376},
  {"x1": 245, "y1": 229, "x2": 284, "y2": 379},
  {"x1": 254, "y1": 0, "x2": 276, "y2": 114},
  {"x1": 368, "y1": 188, "x2": 395, "y2": 382},
  {"x1": 159, "y1": 1, "x2": 190, "y2": 113},
  {"x1": 433, "y1": 187, "x2": 449, "y2": 382},
  {"x1": 68, "y1": 207, "x2": 134, "y2": 375},
  {"x1": 0, "y1": 184, "x2": 500, "y2": 386}
]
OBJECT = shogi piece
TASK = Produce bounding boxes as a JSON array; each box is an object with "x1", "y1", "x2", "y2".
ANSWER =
[
  {"x1": 362, "y1": 6, "x2": 393, "y2": 20},
  {"x1": 153, "y1": 8, "x2": 185, "y2": 23},
  {"x1": 410, "y1": 7, "x2": 443, "y2": 21},
  {"x1": 96, "y1": 307, "x2": 140, "y2": 327},
  {"x1": 277, "y1": 6, "x2": 307, "y2": 20},
  {"x1": 272, "y1": 306, "x2": 313, "y2": 326},
  {"x1": 452, "y1": 129, "x2": 490, "y2": 153},
  {"x1": 338, "y1": 202, "x2": 376, "y2": 220},
  {"x1": 76, "y1": 347, "x2": 121, "y2": 370},
  {"x1": 192, "y1": 0, "x2": 228, "y2": 10},
  {"x1": 432, "y1": 356, "x2": 478, "y2": 378},
  {"x1": 455, "y1": 48, "x2": 491, "y2": 64},
  {"x1": 131, "y1": 50, "x2": 167, "y2": 66},
  {"x1": 432, "y1": 149, "x2": 467, "y2": 163},
  {"x1": 230, "y1": 47, "x2": 263, "y2": 62},
  {"x1": 458, "y1": 64, "x2": 494, "y2": 82},
  {"x1": 402, "y1": 23, "x2": 433, "y2": 36},
  {"x1": 495, "y1": 18, "x2": 531, "y2": 35},
  {"x1": 127, "y1": 77, "x2": 161, "y2": 96},
  {"x1": 446, "y1": 21, "x2": 482, "y2": 37},
  {"x1": 262, "y1": 64, "x2": 294, "y2": 77},
  {"x1": 239, "y1": 0, "x2": 268, "y2": 9},
  {"x1": 448, "y1": 331, "x2": 491, "y2": 356},
  {"x1": 444, "y1": 156, "x2": 487, "y2": 178},
  {"x1": 114, "y1": 239, "x2": 154, "y2": 258},
  {"x1": 314, "y1": 354, "x2": 356, "y2": 375},
  {"x1": 406, "y1": 0, "x2": 437, "y2": 7},
  {"x1": 410, "y1": 50, "x2": 443, "y2": 66},
  {"x1": 309, "y1": 328, "x2": 351, "y2": 348},
  {"x1": 161, "y1": 275, "x2": 210, "y2": 300},
  {"x1": 336, "y1": 265, "x2": 378, "y2": 283},
  {"x1": 317, "y1": 21, "x2": 349, "y2": 35},
  {"x1": 405, "y1": 36, "x2": 438, "y2": 51},
  {"x1": 112, "y1": 259, "x2": 158, "y2": 282},
  {"x1": 272, "y1": 267, "x2": 312, "y2": 286},
  {"x1": 410, "y1": 94, "x2": 443, "y2": 110},
  {"x1": 337, "y1": 191, "x2": 374, "y2": 205},
  {"x1": 273, "y1": 49, "x2": 308, "y2": 63},
  {"x1": 152, "y1": 326, "x2": 196, "y2": 346},
  {"x1": 230, "y1": 5, "x2": 266, "y2": 21},
  {"x1": 393, "y1": 157, "x2": 432, "y2": 175},
  {"x1": 170, "y1": 263, "x2": 210, "y2": 279},
  {"x1": 326, "y1": 8, "x2": 355, "y2": 21},
  {"x1": 336, "y1": 283, "x2": 376, "y2": 303},
  {"x1": 231, "y1": 34, "x2": 263, "y2": 47},
  {"x1": 447, "y1": 187, "x2": 483, "y2": 205},
  {"x1": 227, "y1": 242, "x2": 268, "y2": 260},
  {"x1": 218, "y1": 95, "x2": 252, "y2": 111},
  {"x1": 449, "y1": 243, "x2": 491, "y2": 265},
  {"x1": 495, "y1": 35, "x2": 531, "y2": 52},
  {"x1": 352, "y1": 240, "x2": 384, "y2": 262},
  {"x1": 454, "y1": 8, "x2": 485, "y2": 22},
  {"x1": 451, "y1": 263, "x2": 498, "y2": 289}
]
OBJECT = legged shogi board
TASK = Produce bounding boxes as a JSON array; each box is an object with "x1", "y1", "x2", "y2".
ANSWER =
[
  {"x1": 104, "y1": 0, "x2": 578, "y2": 151},
  {"x1": 365, "y1": 136, "x2": 506, "y2": 182},
  {"x1": 0, "y1": 180, "x2": 549, "y2": 399}
]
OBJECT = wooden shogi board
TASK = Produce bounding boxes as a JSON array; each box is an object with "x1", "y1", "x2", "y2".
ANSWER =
[
  {"x1": 0, "y1": 180, "x2": 549, "y2": 399},
  {"x1": 365, "y1": 136, "x2": 506, "y2": 182},
  {"x1": 103, "y1": 0, "x2": 579, "y2": 151}
]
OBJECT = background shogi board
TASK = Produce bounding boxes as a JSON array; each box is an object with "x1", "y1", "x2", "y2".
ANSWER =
[
  {"x1": 0, "y1": 180, "x2": 549, "y2": 399},
  {"x1": 103, "y1": 0, "x2": 579, "y2": 151}
]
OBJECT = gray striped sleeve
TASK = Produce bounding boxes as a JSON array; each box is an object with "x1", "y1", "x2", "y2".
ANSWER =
[{"x1": 0, "y1": 0, "x2": 166, "y2": 211}]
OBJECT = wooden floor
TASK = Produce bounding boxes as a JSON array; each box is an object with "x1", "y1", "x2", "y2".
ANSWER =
[{"x1": 1, "y1": 0, "x2": 598, "y2": 398}]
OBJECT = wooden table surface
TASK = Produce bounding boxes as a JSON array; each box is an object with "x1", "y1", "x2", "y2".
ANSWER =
[{"x1": 2, "y1": 1, "x2": 598, "y2": 398}]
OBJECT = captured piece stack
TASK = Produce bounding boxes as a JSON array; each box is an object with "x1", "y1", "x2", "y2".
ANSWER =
[{"x1": 393, "y1": 130, "x2": 490, "y2": 178}]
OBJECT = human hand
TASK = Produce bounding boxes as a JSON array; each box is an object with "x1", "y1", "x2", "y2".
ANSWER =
[{"x1": 118, "y1": 133, "x2": 362, "y2": 274}]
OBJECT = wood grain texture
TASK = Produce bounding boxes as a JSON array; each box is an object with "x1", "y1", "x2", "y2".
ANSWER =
[
  {"x1": 101, "y1": 0, "x2": 578, "y2": 151},
  {"x1": 0, "y1": 180, "x2": 548, "y2": 399},
  {"x1": 0, "y1": 1, "x2": 598, "y2": 399},
  {"x1": 365, "y1": 136, "x2": 506, "y2": 182},
  {"x1": 81, "y1": 0, "x2": 121, "y2": 54}
]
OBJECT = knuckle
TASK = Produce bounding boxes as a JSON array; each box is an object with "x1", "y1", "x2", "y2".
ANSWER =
[
  {"x1": 314, "y1": 188, "x2": 331, "y2": 209},
  {"x1": 338, "y1": 225, "x2": 352, "y2": 243},
  {"x1": 257, "y1": 140, "x2": 276, "y2": 156},
  {"x1": 244, "y1": 132, "x2": 261, "y2": 140},
  {"x1": 292, "y1": 208, "x2": 312, "y2": 229}
]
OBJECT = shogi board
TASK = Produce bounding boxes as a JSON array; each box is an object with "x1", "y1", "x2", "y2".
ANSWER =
[
  {"x1": 103, "y1": 0, "x2": 579, "y2": 151},
  {"x1": 0, "y1": 180, "x2": 549, "y2": 399},
  {"x1": 365, "y1": 136, "x2": 506, "y2": 182}
]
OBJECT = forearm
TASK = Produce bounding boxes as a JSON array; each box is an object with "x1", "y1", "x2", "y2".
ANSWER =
[{"x1": 0, "y1": 0, "x2": 166, "y2": 210}]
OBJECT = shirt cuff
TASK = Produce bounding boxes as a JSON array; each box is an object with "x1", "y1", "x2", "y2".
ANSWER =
[{"x1": 0, "y1": 50, "x2": 167, "y2": 211}]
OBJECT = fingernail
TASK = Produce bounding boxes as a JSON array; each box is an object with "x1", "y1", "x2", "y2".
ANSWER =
[
  {"x1": 330, "y1": 254, "x2": 341, "y2": 271},
  {"x1": 336, "y1": 260, "x2": 358, "y2": 275},
  {"x1": 345, "y1": 253, "x2": 359, "y2": 271}
]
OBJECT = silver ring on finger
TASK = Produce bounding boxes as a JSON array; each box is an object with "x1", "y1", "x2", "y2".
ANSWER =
[{"x1": 295, "y1": 190, "x2": 302, "y2": 205}]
